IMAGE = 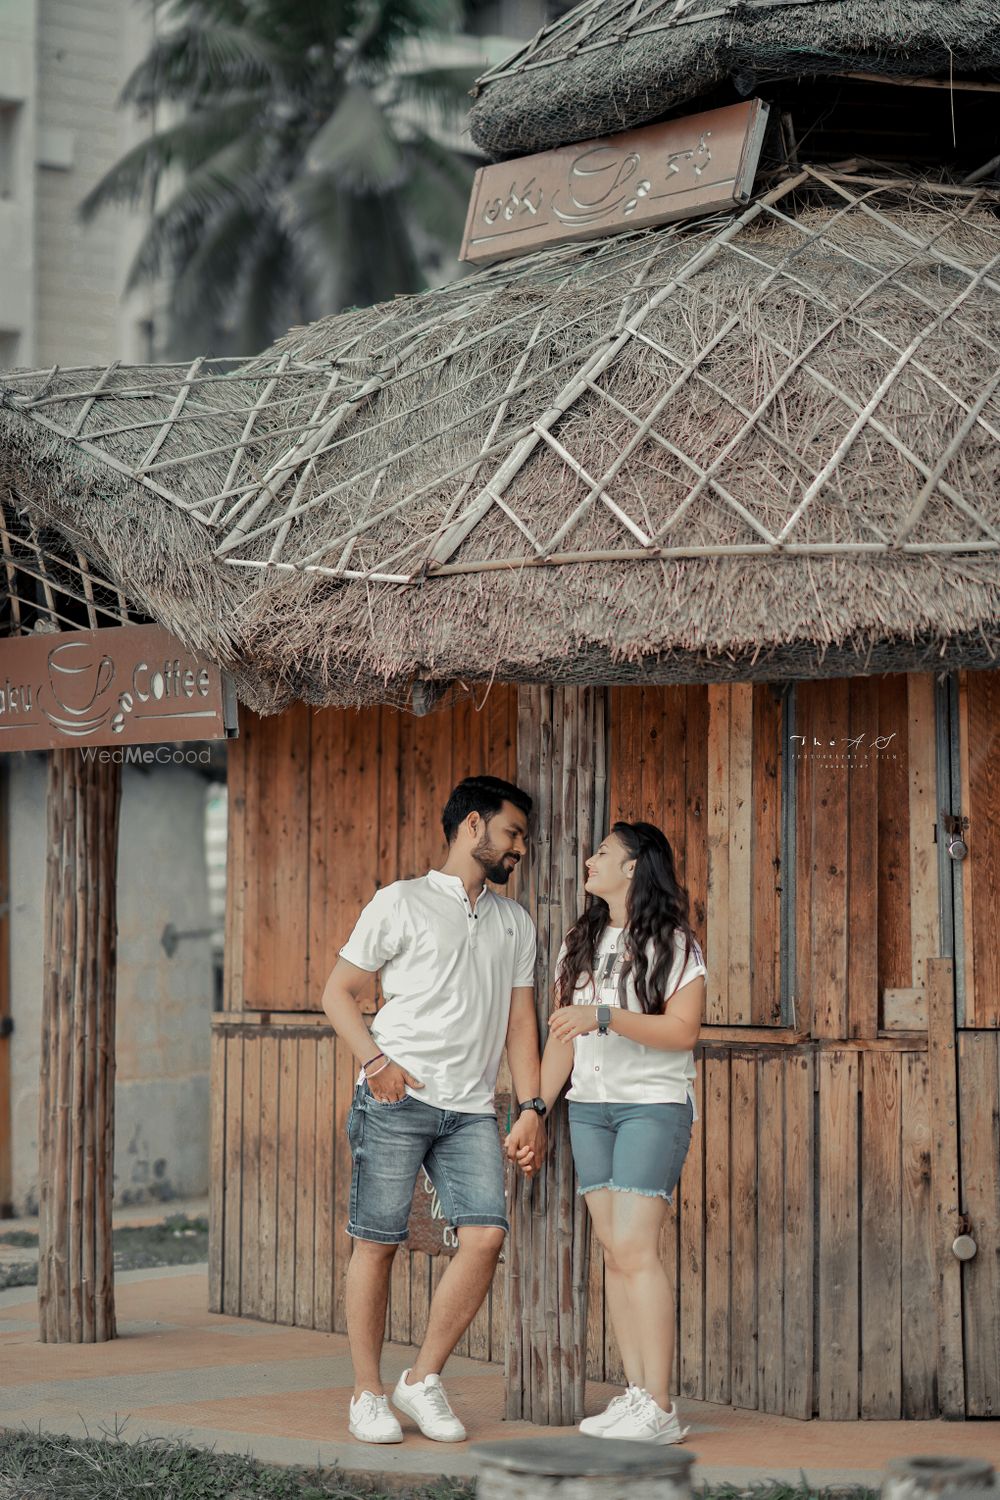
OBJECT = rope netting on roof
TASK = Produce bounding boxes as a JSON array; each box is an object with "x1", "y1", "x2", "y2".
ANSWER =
[
  {"x1": 2, "y1": 167, "x2": 1000, "y2": 706},
  {"x1": 468, "y1": 0, "x2": 1000, "y2": 156}
]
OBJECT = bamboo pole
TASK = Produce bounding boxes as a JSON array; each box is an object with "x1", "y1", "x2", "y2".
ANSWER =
[
  {"x1": 37, "y1": 749, "x2": 121, "y2": 1343},
  {"x1": 508, "y1": 685, "x2": 609, "y2": 1423}
]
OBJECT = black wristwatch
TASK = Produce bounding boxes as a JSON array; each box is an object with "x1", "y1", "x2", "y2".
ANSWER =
[
  {"x1": 518, "y1": 1097, "x2": 547, "y2": 1118},
  {"x1": 597, "y1": 1004, "x2": 612, "y2": 1035}
]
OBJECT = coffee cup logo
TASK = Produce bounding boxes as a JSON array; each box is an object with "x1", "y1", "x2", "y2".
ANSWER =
[{"x1": 42, "y1": 641, "x2": 116, "y2": 736}]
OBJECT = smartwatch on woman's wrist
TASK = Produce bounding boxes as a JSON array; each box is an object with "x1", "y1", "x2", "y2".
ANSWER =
[{"x1": 596, "y1": 1005, "x2": 612, "y2": 1035}]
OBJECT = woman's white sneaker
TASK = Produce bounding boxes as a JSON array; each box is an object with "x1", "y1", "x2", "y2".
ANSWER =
[
  {"x1": 578, "y1": 1385, "x2": 641, "y2": 1436},
  {"x1": 348, "y1": 1390, "x2": 403, "y2": 1443},
  {"x1": 603, "y1": 1389, "x2": 689, "y2": 1444},
  {"x1": 392, "y1": 1369, "x2": 467, "y2": 1441}
]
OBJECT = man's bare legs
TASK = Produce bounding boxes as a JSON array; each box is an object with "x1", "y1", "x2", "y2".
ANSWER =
[
  {"x1": 347, "y1": 1227, "x2": 504, "y2": 1397},
  {"x1": 346, "y1": 1239, "x2": 397, "y2": 1398},
  {"x1": 406, "y1": 1225, "x2": 505, "y2": 1385}
]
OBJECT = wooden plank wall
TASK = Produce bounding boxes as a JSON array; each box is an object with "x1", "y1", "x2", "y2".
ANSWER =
[
  {"x1": 795, "y1": 674, "x2": 939, "y2": 1037},
  {"x1": 604, "y1": 679, "x2": 942, "y2": 1419},
  {"x1": 0, "y1": 764, "x2": 10, "y2": 1216},
  {"x1": 213, "y1": 689, "x2": 518, "y2": 1342},
  {"x1": 609, "y1": 685, "x2": 782, "y2": 1026}
]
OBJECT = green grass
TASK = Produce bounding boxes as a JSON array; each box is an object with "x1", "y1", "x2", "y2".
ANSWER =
[
  {"x1": 0, "y1": 1433, "x2": 879, "y2": 1500},
  {"x1": 0, "y1": 1430, "x2": 474, "y2": 1500},
  {"x1": 0, "y1": 1215, "x2": 209, "y2": 1292}
]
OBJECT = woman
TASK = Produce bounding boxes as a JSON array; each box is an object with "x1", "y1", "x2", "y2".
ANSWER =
[{"x1": 537, "y1": 821, "x2": 705, "y2": 1444}]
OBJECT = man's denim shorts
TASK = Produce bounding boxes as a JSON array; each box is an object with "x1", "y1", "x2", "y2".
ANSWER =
[
  {"x1": 568, "y1": 1097, "x2": 694, "y2": 1201},
  {"x1": 346, "y1": 1081, "x2": 509, "y2": 1245}
]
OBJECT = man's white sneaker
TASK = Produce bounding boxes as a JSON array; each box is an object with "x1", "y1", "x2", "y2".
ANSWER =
[
  {"x1": 391, "y1": 1369, "x2": 467, "y2": 1441},
  {"x1": 578, "y1": 1385, "x2": 641, "y2": 1436},
  {"x1": 602, "y1": 1388, "x2": 689, "y2": 1444},
  {"x1": 348, "y1": 1390, "x2": 403, "y2": 1443}
]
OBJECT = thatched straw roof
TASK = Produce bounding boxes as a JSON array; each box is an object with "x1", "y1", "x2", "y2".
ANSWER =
[
  {"x1": 469, "y1": 0, "x2": 1000, "y2": 158},
  {"x1": 3, "y1": 168, "x2": 1000, "y2": 711}
]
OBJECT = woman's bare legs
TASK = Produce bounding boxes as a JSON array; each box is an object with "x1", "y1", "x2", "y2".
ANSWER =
[
  {"x1": 583, "y1": 1189, "x2": 644, "y2": 1391},
  {"x1": 588, "y1": 1190, "x2": 675, "y2": 1410}
]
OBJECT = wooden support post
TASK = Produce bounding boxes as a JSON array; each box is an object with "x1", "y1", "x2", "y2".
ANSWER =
[
  {"x1": 0, "y1": 763, "x2": 11, "y2": 1218},
  {"x1": 507, "y1": 685, "x2": 609, "y2": 1425},
  {"x1": 37, "y1": 748, "x2": 121, "y2": 1343},
  {"x1": 927, "y1": 957, "x2": 964, "y2": 1416}
]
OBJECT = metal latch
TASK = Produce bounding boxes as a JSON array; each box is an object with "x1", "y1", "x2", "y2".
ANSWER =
[{"x1": 941, "y1": 813, "x2": 970, "y2": 862}]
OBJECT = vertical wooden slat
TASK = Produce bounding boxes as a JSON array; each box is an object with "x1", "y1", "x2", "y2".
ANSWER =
[
  {"x1": 610, "y1": 687, "x2": 643, "y2": 820},
  {"x1": 684, "y1": 685, "x2": 710, "y2": 956},
  {"x1": 908, "y1": 675, "x2": 939, "y2": 1000},
  {"x1": 295, "y1": 1037, "x2": 317, "y2": 1327},
  {"x1": 223, "y1": 713, "x2": 249, "y2": 1010},
  {"x1": 861, "y1": 1050, "x2": 902, "y2": 1418},
  {"x1": 390, "y1": 1240, "x2": 411, "y2": 1347},
  {"x1": 730, "y1": 1053, "x2": 757, "y2": 1409},
  {"x1": 490, "y1": 1236, "x2": 507, "y2": 1365},
  {"x1": 314, "y1": 1033, "x2": 336, "y2": 1332},
  {"x1": 810, "y1": 681, "x2": 850, "y2": 1038},
  {"x1": 253, "y1": 705, "x2": 311, "y2": 1009},
  {"x1": 275, "y1": 1035, "x2": 299, "y2": 1323},
  {"x1": 410, "y1": 1251, "x2": 432, "y2": 1349},
  {"x1": 793, "y1": 684, "x2": 815, "y2": 1030},
  {"x1": 751, "y1": 686, "x2": 782, "y2": 1025},
  {"x1": 240, "y1": 1036, "x2": 262, "y2": 1316},
  {"x1": 928, "y1": 957, "x2": 964, "y2": 1415},
  {"x1": 901, "y1": 1050, "x2": 936, "y2": 1417},
  {"x1": 817, "y1": 1049, "x2": 858, "y2": 1419},
  {"x1": 877, "y1": 676, "x2": 913, "y2": 999},
  {"x1": 257, "y1": 1033, "x2": 280, "y2": 1321},
  {"x1": 958, "y1": 1031, "x2": 1000, "y2": 1415},
  {"x1": 333, "y1": 1034, "x2": 357, "y2": 1334},
  {"x1": 847, "y1": 677, "x2": 879, "y2": 1038},
  {"x1": 222, "y1": 1033, "x2": 244, "y2": 1316},
  {"x1": 703, "y1": 1050, "x2": 731, "y2": 1403},
  {"x1": 964, "y1": 671, "x2": 1000, "y2": 1026},
  {"x1": 783, "y1": 1050, "x2": 814, "y2": 1419},
  {"x1": 957, "y1": 672, "x2": 977, "y2": 1021},
  {"x1": 727, "y1": 686, "x2": 753, "y2": 1025},
  {"x1": 307, "y1": 709, "x2": 338, "y2": 1011},
  {"x1": 706, "y1": 688, "x2": 731, "y2": 1025},
  {"x1": 678, "y1": 1062, "x2": 705, "y2": 1400},
  {"x1": 757, "y1": 1053, "x2": 784, "y2": 1413},
  {"x1": 207, "y1": 1028, "x2": 226, "y2": 1312}
]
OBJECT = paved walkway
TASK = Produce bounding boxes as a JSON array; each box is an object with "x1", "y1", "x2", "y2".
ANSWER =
[{"x1": 2, "y1": 1266, "x2": 999, "y2": 1487}]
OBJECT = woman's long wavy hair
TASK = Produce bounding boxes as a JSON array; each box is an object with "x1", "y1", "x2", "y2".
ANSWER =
[{"x1": 556, "y1": 821, "x2": 697, "y2": 1015}]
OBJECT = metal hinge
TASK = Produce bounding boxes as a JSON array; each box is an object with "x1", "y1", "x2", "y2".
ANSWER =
[{"x1": 0, "y1": 1016, "x2": 12, "y2": 1039}]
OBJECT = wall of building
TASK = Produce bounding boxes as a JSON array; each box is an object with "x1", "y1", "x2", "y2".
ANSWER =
[{"x1": 8, "y1": 755, "x2": 215, "y2": 1213}]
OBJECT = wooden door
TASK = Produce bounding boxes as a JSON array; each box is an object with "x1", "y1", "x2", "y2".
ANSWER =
[{"x1": 954, "y1": 669, "x2": 1000, "y2": 1415}]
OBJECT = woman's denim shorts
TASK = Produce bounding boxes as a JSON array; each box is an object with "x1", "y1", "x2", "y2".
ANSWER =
[{"x1": 568, "y1": 1097, "x2": 694, "y2": 1201}]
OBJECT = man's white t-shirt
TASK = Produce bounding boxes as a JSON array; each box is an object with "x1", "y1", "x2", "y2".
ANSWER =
[
  {"x1": 561, "y1": 927, "x2": 707, "y2": 1113},
  {"x1": 340, "y1": 869, "x2": 537, "y2": 1114}
]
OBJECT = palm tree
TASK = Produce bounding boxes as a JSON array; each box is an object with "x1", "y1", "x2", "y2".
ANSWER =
[{"x1": 82, "y1": 0, "x2": 479, "y2": 355}]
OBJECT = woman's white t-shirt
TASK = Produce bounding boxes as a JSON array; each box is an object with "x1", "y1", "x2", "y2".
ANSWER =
[{"x1": 561, "y1": 927, "x2": 706, "y2": 1113}]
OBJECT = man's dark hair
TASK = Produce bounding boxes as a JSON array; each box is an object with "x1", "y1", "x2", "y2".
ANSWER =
[{"x1": 442, "y1": 776, "x2": 533, "y2": 845}]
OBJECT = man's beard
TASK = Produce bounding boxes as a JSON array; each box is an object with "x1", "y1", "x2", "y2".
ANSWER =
[{"x1": 474, "y1": 832, "x2": 519, "y2": 885}]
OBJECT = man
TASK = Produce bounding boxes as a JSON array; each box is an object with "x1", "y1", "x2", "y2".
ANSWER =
[{"x1": 322, "y1": 775, "x2": 547, "y2": 1445}]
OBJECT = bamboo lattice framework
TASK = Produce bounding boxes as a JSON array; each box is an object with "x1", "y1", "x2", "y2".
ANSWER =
[{"x1": 2, "y1": 167, "x2": 1000, "y2": 706}]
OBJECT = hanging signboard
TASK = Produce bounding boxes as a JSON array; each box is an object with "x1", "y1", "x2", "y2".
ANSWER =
[
  {"x1": 0, "y1": 623, "x2": 237, "y2": 752},
  {"x1": 460, "y1": 98, "x2": 769, "y2": 267}
]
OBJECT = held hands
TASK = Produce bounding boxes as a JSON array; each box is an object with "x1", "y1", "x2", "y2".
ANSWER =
[
  {"x1": 504, "y1": 1110, "x2": 547, "y2": 1179},
  {"x1": 547, "y1": 1005, "x2": 599, "y2": 1045},
  {"x1": 365, "y1": 1058, "x2": 423, "y2": 1103}
]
